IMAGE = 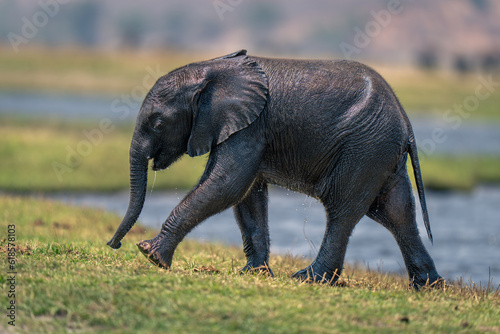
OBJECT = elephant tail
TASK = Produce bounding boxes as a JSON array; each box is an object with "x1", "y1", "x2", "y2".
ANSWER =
[{"x1": 407, "y1": 133, "x2": 433, "y2": 244}]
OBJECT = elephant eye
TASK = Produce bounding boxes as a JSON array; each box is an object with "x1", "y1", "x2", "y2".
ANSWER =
[{"x1": 151, "y1": 119, "x2": 164, "y2": 132}]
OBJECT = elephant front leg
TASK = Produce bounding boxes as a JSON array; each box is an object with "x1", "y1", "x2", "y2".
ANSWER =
[
  {"x1": 137, "y1": 141, "x2": 264, "y2": 269},
  {"x1": 234, "y1": 182, "x2": 273, "y2": 276}
]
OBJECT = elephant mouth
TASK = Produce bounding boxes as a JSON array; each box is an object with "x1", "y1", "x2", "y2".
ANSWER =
[
  {"x1": 152, "y1": 155, "x2": 171, "y2": 171},
  {"x1": 152, "y1": 159, "x2": 165, "y2": 171}
]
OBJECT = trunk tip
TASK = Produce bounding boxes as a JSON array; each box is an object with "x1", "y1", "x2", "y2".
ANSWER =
[{"x1": 107, "y1": 239, "x2": 122, "y2": 249}]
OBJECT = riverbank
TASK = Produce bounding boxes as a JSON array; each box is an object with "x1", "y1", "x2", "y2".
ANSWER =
[
  {"x1": 43, "y1": 185, "x2": 500, "y2": 287},
  {"x1": 0, "y1": 195, "x2": 498, "y2": 333}
]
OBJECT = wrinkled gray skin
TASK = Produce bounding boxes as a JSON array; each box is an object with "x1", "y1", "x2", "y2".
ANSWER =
[{"x1": 108, "y1": 50, "x2": 441, "y2": 288}]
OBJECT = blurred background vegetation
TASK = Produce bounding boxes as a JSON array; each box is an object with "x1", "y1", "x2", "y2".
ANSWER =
[{"x1": 0, "y1": 0, "x2": 499, "y2": 193}]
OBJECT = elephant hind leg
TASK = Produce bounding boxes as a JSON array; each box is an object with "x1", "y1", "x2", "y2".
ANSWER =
[
  {"x1": 292, "y1": 188, "x2": 375, "y2": 284},
  {"x1": 367, "y1": 173, "x2": 442, "y2": 288},
  {"x1": 292, "y1": 155, "x2": 393, "y2": 285},
  {"x1": 292, "y1": 210, "x2": 360, "y2": 285}
]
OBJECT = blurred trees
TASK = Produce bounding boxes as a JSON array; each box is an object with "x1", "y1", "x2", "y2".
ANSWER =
[
  {"x1": 1, "y1": 0, "x2": 499, "y2": 69},
  {"x1": 416, "y1": 48, "x2": 440, "y2": 70},
  {"x1": 68, "y1": 1, "x2": 100, "y2": 47},
  {"x1": 117, "y1": 12, "x2": 148, "y2": 49}
]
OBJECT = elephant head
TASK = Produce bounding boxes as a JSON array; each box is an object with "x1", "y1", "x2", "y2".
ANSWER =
[{"x1": 107, "y1": 50, "x2": 268, "y2": 249}]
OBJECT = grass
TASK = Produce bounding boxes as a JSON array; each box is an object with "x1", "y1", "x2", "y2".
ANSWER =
[
  {"x1": 1, "y1": 117, "x2": 500, "y2": 193},
  {"x1": 0, "y1": 46, "x2": 197, "y2": 96},
  {"x1": 375, "y1": 65, "x2": 500, "y2": 120},
  {"x1": 0, "y1": 46, "x2": 499, "y2": 120},
  {"x1": 416, "y1": 155, "x2": 500, "y2": 191},
  {"x1": 0, "y1": 195, "x2": 499, "y2": 333}
]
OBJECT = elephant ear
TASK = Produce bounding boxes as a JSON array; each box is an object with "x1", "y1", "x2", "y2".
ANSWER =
[{"x1": 187, "y1": 50, "x2": 268, "y2": 157}]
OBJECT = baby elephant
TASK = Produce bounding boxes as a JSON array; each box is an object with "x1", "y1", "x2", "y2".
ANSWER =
[{"x1": 108, "y1": 50, "x2": 441, "y2": 288}]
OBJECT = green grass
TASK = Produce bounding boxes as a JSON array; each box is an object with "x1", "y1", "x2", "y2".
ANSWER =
[
  {"x1": 0, "y1": 47, "x2": 197, "y2": 95},
  {"x1": 1, "y1": 117, "x2": 500, "y2": 193},
  {"x1": 376, "y1": 66, "x2": 500, "y2": 121},
  {"x1": 0, "y1": 195, "x2": 499, "y2": 333},
  {"x1": 415, "y1": 155, "x2": 500, "y2": 191}
]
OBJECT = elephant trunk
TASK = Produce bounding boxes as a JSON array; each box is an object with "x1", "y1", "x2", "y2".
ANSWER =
[{"x1": 107, "y1": 150, "x2": 149, "y2": 249}]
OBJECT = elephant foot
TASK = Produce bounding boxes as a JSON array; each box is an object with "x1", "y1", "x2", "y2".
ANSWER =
[
  {"x1": 239, "y1": 263, "x2": 274, "y2": 277},
  {"x1": 137, "y1": 240, "x2": 172, "y2": 269},
  {"x1": 292, "y1": 265, "x2": 341, "y2": 285},
  {"x1": 411, "y1": 272, "x2": 445, "y2": 290}
]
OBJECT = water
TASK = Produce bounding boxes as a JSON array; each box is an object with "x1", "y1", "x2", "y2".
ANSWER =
[
  {"x1": 0, "y1": 91, "x2": 119, "y2": 120},
  {"x1": 51, "y1": 186, "x2": 500, "y2": 288},
  {"x1": 412, "y1": 119, "x2": 500, "y2": 155}
]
